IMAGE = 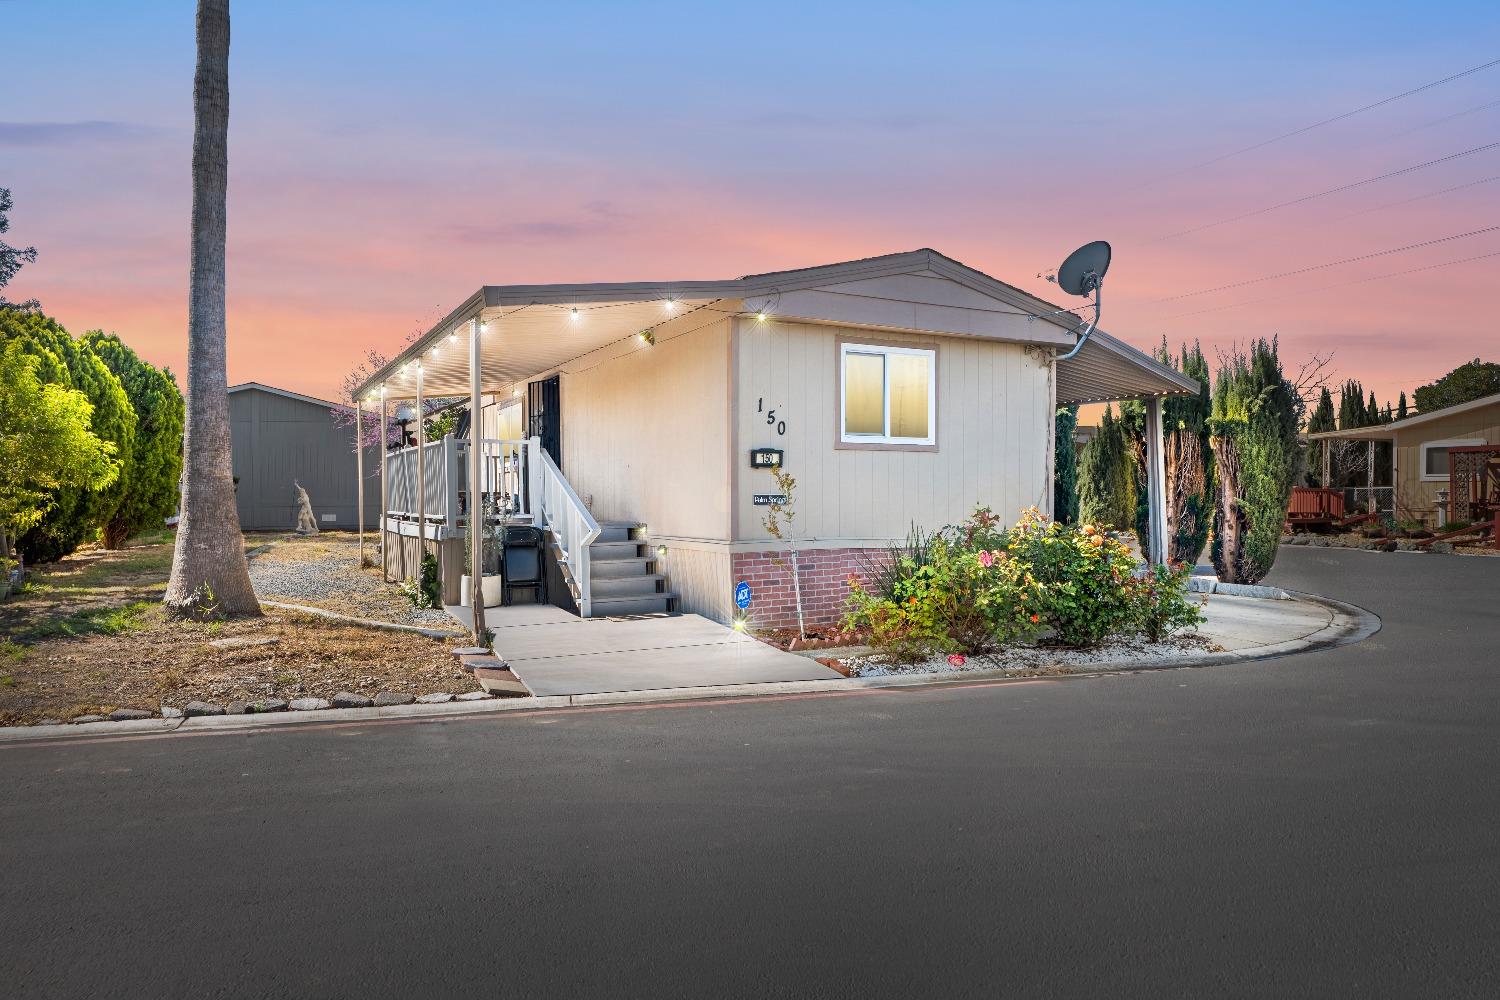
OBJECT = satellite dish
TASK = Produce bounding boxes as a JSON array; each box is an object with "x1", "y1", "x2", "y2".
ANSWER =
[
  {"x1": 1056, "y1": 240, "x2": 1111, "y2": 297},
  {"x1": 1053, "y1": 240, "x2": 1111, "y2": 361}
]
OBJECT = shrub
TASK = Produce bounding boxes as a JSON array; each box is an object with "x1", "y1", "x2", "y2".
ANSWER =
[
  {"x1": 399, "y1": 553, "x2": 442, "y2": 609},
  {"x1": 1128, "y1": 562, "x2": 1205, "y2": 642},
  {"x1": 1003, "y1": 508, "x2": 1139, "y2": 648},
  {"x1": 1078, "y1": 405, "x2": 1137, "y2": 531}
]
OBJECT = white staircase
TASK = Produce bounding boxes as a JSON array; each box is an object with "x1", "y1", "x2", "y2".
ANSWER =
[{"x1": 584, "y1": 523, "x2": 677, "y2": 616}]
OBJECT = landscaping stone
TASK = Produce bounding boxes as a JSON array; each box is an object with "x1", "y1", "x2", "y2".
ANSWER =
[
  {"x1": 226, "y1": 701, "x2": 251, "y2": 715},
  {"x1": 251, "y1": 698, "x2": 288, "y2": 713},
  {"x1": 108, "y1": 709, "x2": 153, "y2": 721},
  {"x1": 450, "y1": 646, "x2": 490, "y2": 659},
  {"x1": 1380, "y1": 540, "x2": 1399, "y2": 553},
  {"x1": 160, "y1": 705, "x2": 183, "y2": 719},
  {"x1": 207, "y1": 635, "x2": 280, "y2": 651},
  {"x1": 331, "y1": 692, "x2": 373, "y2": 709},
  {"x1": 373, "y1": 692, "x2": 414, "y2": 706},
  {"x1": 184, "y1": 701, "x2": 226, "y2": 718},
  {"x1": 416, "y1": 692, "x2": 454, "y2": 704},
  {"x1": 37, "y1": 718, "x2": 63, "y2": 727},
  {"x1": 289, "y1": 698, "x2": 330, "y2": 712},
  {"x1": 455, "y1": 691, "x2": 493, "y2": 701},
  {"x1": 1431, "y1": 541, "x2": 1455, "y2": 554},
  {"x1": 70, "y1": 714, "x2": 105, "y2": 724}
]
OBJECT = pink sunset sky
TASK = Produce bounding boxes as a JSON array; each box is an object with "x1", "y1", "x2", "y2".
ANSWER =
[{"x1": 6, "y1": 2, "x2": 1499, "y2": 409}]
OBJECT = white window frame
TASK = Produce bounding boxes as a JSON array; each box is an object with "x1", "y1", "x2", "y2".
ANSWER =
[
  {"x1": 1420, "y1": 438, "x2": 1485, "y2": 481},
  {"x1": 838, "y1": 341, "x2": 937, "y2": 447}
]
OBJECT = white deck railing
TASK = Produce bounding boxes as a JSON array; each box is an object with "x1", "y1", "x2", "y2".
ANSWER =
[
  {"x1": 458, "y1": 437, "x2": 532, "y2": 522},
  {"x1": 386, "y1": 435, "x2": 534, "y2": 539},
  {"x1": 532, "y1": 445, "x2": 601, "y2": 617}
]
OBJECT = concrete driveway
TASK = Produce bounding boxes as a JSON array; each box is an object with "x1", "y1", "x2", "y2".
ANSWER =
[{"x1": 486, "y1": 606, "x2": 842, "y2": 696}]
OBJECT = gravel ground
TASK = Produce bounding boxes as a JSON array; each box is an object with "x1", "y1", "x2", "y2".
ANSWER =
[
  {"x1": 849, "y1": 631, "x2": 1217, "y2": 678},
  {"x1": 246, "y1": 533, "x2": 454, "y2": 627}
]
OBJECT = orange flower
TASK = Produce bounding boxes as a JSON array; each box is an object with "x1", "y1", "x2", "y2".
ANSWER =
[{"x1": 1029, "y1": 614, "x2": 1039, "y2": 623}]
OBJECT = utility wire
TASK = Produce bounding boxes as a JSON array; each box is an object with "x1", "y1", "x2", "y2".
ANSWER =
[
  {"x1": 1153, "y1": 224, "x2": 1500, "y2": 302},
  {"x1": 1328, "y1": 173, "x2": 1500, "y2": 222},
  {"x1": 1162, "y1": 248, "x2": 1500, "y2": 319},
  {"x1": 1150, "y1": 140, "x2": 1500, "y2": 241},
  {"x1": 1146, "y1": 56, "x2": 1500, "y2": 185}
]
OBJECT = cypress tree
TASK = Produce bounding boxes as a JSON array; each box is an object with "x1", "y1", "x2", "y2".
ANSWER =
[
  {"x1": 1053, "y1": 405, "x2": 1079, "y2": 524},
  {"x1": 1397, "y1": 391, "x2": 1409, "y2": 421},
  {"x1": 1307, "y1": 386, "x2": 1335, "y2": 487},
  {"x1": 1078, "y1": 405, "x2": 1137, "y2": 531}
]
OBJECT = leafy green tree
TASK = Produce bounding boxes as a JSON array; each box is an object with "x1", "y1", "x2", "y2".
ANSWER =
[
  {"x1": 0, "y1": 187, "x2": 38, "y2": 311},
  {"x1": 0, "y1": 311, "x2": 135, "y2": 561},
  {"x1": 0, "y1": 341, "x2": 118, "y2": 596},
  {"x1": 1053, "y1": 405, "x2": 1079, "y2": 524},
  {"x1": 1413, "y1": 358, "x2": 1500, "y2": 413},
  {"x1": 1209, "y1": 338, "x2": 1301, "y2": 584},
  {"x1": 83, "y1": 332, "x2": 185, "y2": 547},
  {"x1": 1078, "y1": 405, "x2": 1137, "y2": 531}
]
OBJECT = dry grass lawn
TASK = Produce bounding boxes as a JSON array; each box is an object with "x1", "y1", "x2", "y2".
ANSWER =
[{"x1": 0, "y1": 531, "x2": 473, "y2": 726}]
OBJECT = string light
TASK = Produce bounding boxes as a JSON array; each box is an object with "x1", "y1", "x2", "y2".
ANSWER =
[
  {"x1": 448, "y1": 331, "x2": 457, "y2": 343},
  {"x1": 755, "y1": 311, "x2": 767, "y2": 322},
  {"x1": 664, "y1": 298, "x2": 676, "y2": 312},
  {"x1": 570, "y1": 307, "x2": 580, "y2": 320}
]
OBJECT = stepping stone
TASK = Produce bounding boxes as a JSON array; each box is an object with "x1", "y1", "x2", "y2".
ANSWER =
[
  {"x1": 108, "y1": 709, "x2": 153, "y2": 721},
  {"x1": 449, "y1": 646, "x2": 490, "y2": 659},
  {"x1": 415, "y1": 693, "x2": 453, "y2": 704},
  {"x1": 373, "y1": 692, "x2": 414, "y2": 707},
  {"x1": 473, "y1": 667, "x2": 529, "y2": 698},
  {"x1": 208, "y1": 635, "x2": 280, "y2": 651},
  {"x1": 288, "y1": 698, "x2": 330, "y2": 712},
  {"x1": 331, "y1": 692, "x2": 373, "y2": 709},
  {"x1": 458, "y1": 654, "x2": 506, "y2": 673},
  {"x1": 184, "y1": 701, "x2": 225, "y2": 718}
]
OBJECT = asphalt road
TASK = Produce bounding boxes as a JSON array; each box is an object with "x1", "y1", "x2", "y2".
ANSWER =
[{"x1": 3, "y1": 547, "x2": 1497, "y2": 998}]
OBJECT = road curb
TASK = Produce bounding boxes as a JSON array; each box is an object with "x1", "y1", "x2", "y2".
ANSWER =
[{"x1": 0, "y1": 592, "x2": 1381, "y2": 745}]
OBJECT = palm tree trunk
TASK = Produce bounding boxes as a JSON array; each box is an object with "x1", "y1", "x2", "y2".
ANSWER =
[{"x1": 164, "y1": 0, "x2": 259, "y2": 618}]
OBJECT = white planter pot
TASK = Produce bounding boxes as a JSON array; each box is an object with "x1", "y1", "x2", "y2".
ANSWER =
[{"x1": 458, "y1": 573, "x2": 505, "y2": 608}]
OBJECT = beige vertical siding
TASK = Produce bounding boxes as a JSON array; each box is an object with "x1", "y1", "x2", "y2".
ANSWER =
[
  {"x1": 657, "y1": 544, "x2": 734, "y2": 622},
  {"x1": 1393, "y1": 404, "x2": 1500, "y2": 523},
  {"x1": 557, "y1": 315, "x2": 732, "y2": 540},
  {"x1": 733, "y1": 319, "x2": 1051, "y2": 544}
]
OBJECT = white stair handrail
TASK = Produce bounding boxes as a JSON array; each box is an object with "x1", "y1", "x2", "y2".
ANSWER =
[{"x1": 529, "y1": 437, "x2": 601, "y2": 616}]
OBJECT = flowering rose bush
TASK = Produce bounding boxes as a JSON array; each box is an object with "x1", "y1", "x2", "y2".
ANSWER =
[{"x1": 845, "y1": 506, "x2": 1204, "y2": 660}]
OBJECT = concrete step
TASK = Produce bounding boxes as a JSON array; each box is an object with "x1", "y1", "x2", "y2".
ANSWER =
[
  {"x1": 590, "y1": 574, "x2": 667, "y2": 599},
  {"x1": 594, "y1": 522, "x2": 643, "y2": 543},
  {"x1": 590, "y1": 556, "x2": 655, "y2": 579},
  {"x1": 590, "y1": 539, "x2": 644, "y2": 560},
  {"x1": 589, "y1": 593, "x2": 677, "y2": 617}
]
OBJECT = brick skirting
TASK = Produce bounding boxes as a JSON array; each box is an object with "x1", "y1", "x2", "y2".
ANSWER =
[{"x1": 729, "y1": 547, "x2": 890, "y2": 629}]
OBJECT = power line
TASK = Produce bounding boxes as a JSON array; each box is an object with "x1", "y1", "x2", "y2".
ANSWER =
[
  {"x1": 1151, "y1": 140, "x2": 1500, "y2": 241},
  {"x1": 1384, "y1": 97, "x2": 1500, "y2": 139},
  {"x1": 1162, "y1": 248, "x2": 1500, "y2": 319},
  {"x1": 1150, "y1": 56, "x2": 1500, "y2": 183},
  {"x1": 1153, "y1": 224, "x2": 1500, "y2": 302},
  {"x1": 1329, "y1": 172, "x2": 1500, "y2": 222}
]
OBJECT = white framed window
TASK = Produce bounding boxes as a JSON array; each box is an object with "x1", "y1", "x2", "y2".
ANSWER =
[
  {"x1": 838, "y1": 341, "x2": 936, "y2": 447},
  {"x1": 1420, "y1": 438, "x2": 1485, "y2": 480}
]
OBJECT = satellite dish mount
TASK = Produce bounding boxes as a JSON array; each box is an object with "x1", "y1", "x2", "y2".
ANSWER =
[{"x1": 1053, "y1": 240, "x2": 1111, "y2": 361}]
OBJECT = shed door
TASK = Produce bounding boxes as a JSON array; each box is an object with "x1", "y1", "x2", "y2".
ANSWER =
[{"x1": 527, "y1": 375, "x2": 562, "y2": 470}]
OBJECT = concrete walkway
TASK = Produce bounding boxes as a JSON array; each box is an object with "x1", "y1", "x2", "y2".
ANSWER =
[
  {"x1": 479, "y1": 607, "x2": 842, "y2": 697},
  {"x1": 1196, "y1": 592, "x2": 1338, "y2": 652}
]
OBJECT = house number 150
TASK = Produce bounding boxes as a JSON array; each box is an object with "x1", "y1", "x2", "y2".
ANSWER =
[{"x1": 757, "y1": 397, "x2": 786, "y2": 436}]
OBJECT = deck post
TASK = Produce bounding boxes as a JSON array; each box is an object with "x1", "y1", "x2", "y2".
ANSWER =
[
  {"x1": 379, "y1": 385, "x2": 389, "y2": 582},
  {"x1": 1321, "y1": 435, "x2": 1330, "y2": 490},
  {"x1": 416, "y1": 363, "x2": 426, "y2": 563},
  {"x1": 1144, "y1": 395, "x2": 1169, "y2": 566},
  {"x1": 468, "y1": 316, "x2": 487, "y2": 645},
  {"x1": 355, "y1": 398, "x2": 365, "y2": 567}
]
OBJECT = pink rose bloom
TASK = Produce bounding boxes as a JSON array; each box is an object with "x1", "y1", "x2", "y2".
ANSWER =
[
  {"x1": 978, "y1": 550, "x2": 994, "y2": 568},
  {"x1": 947, "y1": 654, "x2": 967, "y2": 667}
]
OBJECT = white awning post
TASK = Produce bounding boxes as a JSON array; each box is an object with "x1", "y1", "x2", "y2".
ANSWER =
[
  {"x1": 1144, "y1": 395, "x2": 1169, "y2": 567},
  {"x1": 355, "y1": 398, "x2": 365, "y2": 566},
  {"x1": 379, "y1": 386, "x2": 389, "y2": 582},
  {"x1": 416, "y1": 364, "x2": 426, "y2": 552},
  {"x1": 1366, "y1": 439, "x2": 1375, "y2": 513},
  {"x1": 468, "y1": 316, "x2": 488, "y2": 645}
]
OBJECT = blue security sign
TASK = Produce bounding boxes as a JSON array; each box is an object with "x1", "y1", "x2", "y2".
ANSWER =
[{"x1": 734, "y1": 581, "x2": 752, "y2": 610}]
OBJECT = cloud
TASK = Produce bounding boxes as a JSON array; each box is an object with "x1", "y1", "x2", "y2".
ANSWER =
[{"x1": 0, "y1": 120, "x2": 161, "y2": 147}]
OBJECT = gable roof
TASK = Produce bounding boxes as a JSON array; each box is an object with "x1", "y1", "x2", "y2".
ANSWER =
[
  {"x1": 229, "y1": 381, "x2": 340, "y2": 410},
  {"x1": 1307, "y1": 391, "x2": 1500, "y2": 441}
]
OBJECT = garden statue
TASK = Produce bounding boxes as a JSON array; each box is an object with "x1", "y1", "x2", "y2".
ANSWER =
[{"x1": 293, "y1": 481, "x2": 319, "y2": 535}]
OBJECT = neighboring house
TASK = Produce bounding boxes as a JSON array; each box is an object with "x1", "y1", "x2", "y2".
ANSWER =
[
  {"x1": 228, "y1": 382, "x2": 380, "y2": 531},
  {"x1": 1307, "y1": 392, "x2": 1500, "y2": 526},
  {"x1": 353, "y1": 249, "x2": 1197, "y2": 627}
]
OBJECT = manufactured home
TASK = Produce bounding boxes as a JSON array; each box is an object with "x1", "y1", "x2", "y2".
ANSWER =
[{"x1": 350, "y1": 249, "x2": 1198, "y2": 631}]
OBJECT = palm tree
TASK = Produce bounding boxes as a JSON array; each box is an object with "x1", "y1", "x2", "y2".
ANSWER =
[{"x1": 164, "y1": 0, "x2": 259, "y2": 617}]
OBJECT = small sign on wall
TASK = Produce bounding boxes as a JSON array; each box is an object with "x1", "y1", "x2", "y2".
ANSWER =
[
  {"x1": 735, "y1": 581, "x2": 752, "y2": 610},
  {"x1": 752, "y1": 493, "x2": 789, "y2": 506},
  {"x1": 749, "y1": 447, "x2": 783, "y2": 469}
]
